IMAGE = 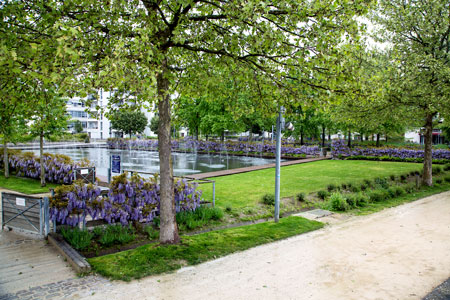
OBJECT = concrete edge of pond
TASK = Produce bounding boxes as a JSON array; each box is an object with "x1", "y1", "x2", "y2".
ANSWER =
[{"x1": 189, "y1": 157, "x2": 329, "y2": 179}]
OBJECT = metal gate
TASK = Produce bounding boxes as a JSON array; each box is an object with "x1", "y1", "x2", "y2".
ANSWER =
[{"x1": 1, "y1": 192, "x2": 50, "y2": 236}]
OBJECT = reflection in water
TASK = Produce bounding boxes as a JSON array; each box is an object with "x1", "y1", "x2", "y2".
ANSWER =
[{"x1": 34, "y1": 147, "x2": 276, "y2": 177}]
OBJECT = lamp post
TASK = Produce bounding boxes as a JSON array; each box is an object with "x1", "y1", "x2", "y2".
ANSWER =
[{"x1": 274, "y1": 105, "x2": 296, "y2": 222}]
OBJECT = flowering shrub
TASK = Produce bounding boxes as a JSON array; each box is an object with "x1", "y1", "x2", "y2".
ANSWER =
[
  {"x1": 331, "y1": 139, "x2": 450, "y2": 161},
  {"x1": 1, "y1": 150, "x2": 91, "y2": 184},
  {"x1": 107, "y1": 138, "x2": 320, "y2": 157},
  {"x1": 49, "y1": 173, "x2": 202, "y2": 227}
]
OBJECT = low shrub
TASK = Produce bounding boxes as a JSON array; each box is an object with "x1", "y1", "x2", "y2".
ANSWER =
[
  {"x1": 350, "y1": 185, "x2": 360, "y2": 193},
  {"x1": 327, "y1": 183, "x2": 337, "y2": 192},
  {"x1": 144, "y1": 225, "x2": 159, "y2": 240},
  {"x1": 60, "y1": 226, "x2": 94, "y2": 251},
  {"x1": 262, "y1": 194, "x2": 275, "y2": 206},
  {"x1": 444, "y1": 164, "x2": 450, "y2": 171},
  {"x1": 345, "y1": 194, "x2": 357, "y2": 208},
  {"x1": 404, "y1": 184, "x2": 417, "y2": 193},
  {"x1": 363, "y1": 179, "x2": 372, "y2": 187},
  {"x1": 445, "y1": 175, "x2": 450, "y2": 183},
  {"x1": 329, "y1": 192, "x2": 349, "y2": 211},
  {"x1": 176, "y1": 206, "x2": 224, "y2": 230},
  {"x1": 400, "y1": 174, "x2": 407, "y2": 181},
  {"x1": 225, "y1": 205, "x2": 233, "y2": 212},
  {"x1": 432, "y1": 166, "x2": 442, "y2": 174},
  {"x1": 355, "y1": 193, "x2": 370, "y2": 207},
  {"x1": 436, "y1": 178, "x2": 443, "y2": 184},
  {"x1": 317, "y1": 190, "x2": 329, "y2": 200},
  {"x1": 341, "y1": 183, "x2": 347, "y2": 190},
  {"x1": 393, "y1": 186, "x2": 406, "y2": 197},
  {"x1": 360, "y1": 184, "x2": 367, "y2": 191},
  {"x1": 387, "y1": 187, "x2": 397, "y2": 198},
  {"x1": 296, "y1": 192, "x2": 306, "y2": 202},
  {"x1": 389, "y1": 174, "x2": 396, "y2": 181},
  {"x1": 368, "y1": 190, "x2": 385, "y2": 202},
  {"x1": 98, "y1": 224, "x2": 135, "y2": 247},
  {"x1": 374, "y1": 177, "x2": 389, "y2": 189}
]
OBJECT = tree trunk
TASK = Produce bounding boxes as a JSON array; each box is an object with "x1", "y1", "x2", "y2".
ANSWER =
[
  {"x1": 376, "y1": 133, "x2": 380, "y2": 147},
  {"x1": 300, "y1": 131, "x2": 304, "y2": 145},
  {"x1": 40, "y1": 133, "x2": 46, "y2": 187},
  {"x1": 321, "y1": 126, "x2": 325, "y2": 148},
  {"x1": 3, "y1": 139, "x2": 9, "y2": 178},
  {"x1": 194, "y1": 126, "x2": 199, "y2": 141},
  {"x1": 422, "y1": 112, "x2": 434, "y2": 186},
  {"x1": 347, "y1": 130, "x2": 352, "y2": 148},
  {"x1": 328, "y1": 130, "x2": 331, "y2": 142},
  {"x1": 385, "y1": 134, "x2": 388, "y2": 143},
  {"x1": 221, "y1": 131, "x2": 225, "y2": 142},
  {"x1": 157, "y1": 60, "x2": 179, "y2": 244}
]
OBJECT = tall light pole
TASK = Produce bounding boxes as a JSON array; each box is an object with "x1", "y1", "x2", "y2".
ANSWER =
[{"x1": 274, "y1": 106, "x2": 293, "y2": 222}]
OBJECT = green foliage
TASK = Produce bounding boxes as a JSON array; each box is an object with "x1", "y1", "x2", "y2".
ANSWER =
[
  {"x1": 296, "y1": 192, "x2": 306, "y2": 202},
  {"x1": 110, "y1": 110, "x2": 148, "y2": 138},
  {"x1": 389, "y1": 174, "x2": 396, "y2": 181},
  {"x1": 444, "y1": 164, "x2": 450, "y2": 172},
  {"x1": 149, "y1": 114, "x2": 159, "y2": 135},
  {"x1": 98, "y1": 224, "x2": 135, "y2": 247},
  {"x1": 444, "y1": 176, "x2": 450, "y2": 183},
  {"x1": 435, "y1": 178, "x2": 443, "y2": 184},
  {"x1": 73, "y1": 120, "x2": 83, "y2": 134},
  {"x1": 374, "y1": 177, "x2": 389, "y2": 189},
  {"x1": 60, "y1": 227, "x2": 94, "y2": 251},
  {"x1": 261, "y1": 194, "x2": 275, "y2": 206},
  {"x1": 368, "y1": 190, "x2": 385, "y2": 202},
  {"x1": 317, "y1": 190, "x2": 329, "y2": 200},
  {"x1": 328, "y1": 193, "x2": 349, "y2": 211},
  {"x1": 144, "y1": 226, "x2": 159, "y2": 240},
  {"x1": 175, "y1": 206, "x2": 224, "y2": 231},
  {"x1": 432, "y1": 166, "x2": 442, "y2": 175},
  {"x1": 88, "y1": 216, "x2": 324, "y2": 280},
  {"x1": 327, "y1": 183, "x2": 337, "y2": 192}
]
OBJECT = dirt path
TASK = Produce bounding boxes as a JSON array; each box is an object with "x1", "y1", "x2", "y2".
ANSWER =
[{"x1": 70, "y1": 191, "x2": 450, "y2": 300}]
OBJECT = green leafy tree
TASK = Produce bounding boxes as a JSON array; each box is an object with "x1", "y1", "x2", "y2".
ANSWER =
[
  {"x1": 149, "y1": 114, "x2": 159, "y2": 136},
  {"x1": 29, "y1": 94, "x2": 69, "y2": 187},
  {"x1": 372, "y1": 0, "x2": 450, "y2": 185},
  {"x1": 20, "y1": 0, "x2": 372, "y2": 243},
  {"x1": 110, "y1": 110, "x2": 148, "y2": 138},
  {"x1": 73, "y1": 120, "x2": 83, "y2": 134}
]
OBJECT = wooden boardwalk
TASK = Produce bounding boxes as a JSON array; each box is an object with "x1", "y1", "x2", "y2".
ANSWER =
[{"x1": 189, "y1": 157, "x2": 329, "y2": 180}]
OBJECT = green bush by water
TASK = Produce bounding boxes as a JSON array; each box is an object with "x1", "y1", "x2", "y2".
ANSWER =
[{"x1": 261, "y1": 194, "x2": 275, "y2": 206}]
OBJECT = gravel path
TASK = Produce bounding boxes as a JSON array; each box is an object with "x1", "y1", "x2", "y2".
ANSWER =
[{"x1": 1, "y1": 191, "x2": 449, "y2": 300}]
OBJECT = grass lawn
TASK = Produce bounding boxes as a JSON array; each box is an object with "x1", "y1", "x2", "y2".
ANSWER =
[
  {"x1": 201, "y1": 160, "x2": 422, "y2": 210},
  {"x1": 0, "y1": 174, "x2": 58, "y2": 194},
  {"x1": 88, "y1": 216, "x2": 323, "y2": 281}
]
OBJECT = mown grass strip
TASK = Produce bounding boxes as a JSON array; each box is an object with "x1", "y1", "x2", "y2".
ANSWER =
[
  {"x1": 353, "y1": 182, "x2": 450, "y2": 215},
  {"x1": 88, "y1": 216, "x2": 323, "y2": 281},
  {"x1": 0, "y1": 174, "x2": 58, "y2": 194},
  {"x1": 201, "y1": 160, "x2": 422, "y2": 210}
]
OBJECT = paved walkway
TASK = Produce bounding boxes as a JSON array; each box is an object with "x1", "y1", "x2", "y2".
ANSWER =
[
  {"x1": 189, "y1": 157, "x2": 328, "y2": 179},
  {"x1": 1, "y1": 192, "x2": 449, "y2": 300}
]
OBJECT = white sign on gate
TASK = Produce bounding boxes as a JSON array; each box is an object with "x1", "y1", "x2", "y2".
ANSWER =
[
  {"x1": 80, "y1": 169, "x2": 89, "y2": 175},
  {"x1": 16, "y1": 197, "x2": 26, "y2": 206}
]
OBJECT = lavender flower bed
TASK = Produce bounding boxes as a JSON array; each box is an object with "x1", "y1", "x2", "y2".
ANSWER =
[
  {"x1": 107, "y1": 138, "x2": 320, "y2": 157},
  {"x1": 331, "y1": 140, "x2": 450, "y2": 161},
  {"x1": 1, "y1": 150, "x2": 91, "y2": 184},
  {"x1": 49, "y1": 173, "x2": 202, "y2": 227}
]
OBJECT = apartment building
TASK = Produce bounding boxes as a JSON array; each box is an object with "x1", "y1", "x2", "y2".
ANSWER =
[{"x1": 66, "y1": 90, "x2": 157, "y2": 139}]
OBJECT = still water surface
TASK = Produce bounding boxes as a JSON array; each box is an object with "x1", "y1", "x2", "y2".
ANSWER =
[{"x1": 34, "y1": 147, "x2": 276, "y2": 177}]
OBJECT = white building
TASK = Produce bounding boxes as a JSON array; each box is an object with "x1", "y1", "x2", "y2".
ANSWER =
[{"x1": 66, "y1": 90, "x2": 158, "y2": 140}]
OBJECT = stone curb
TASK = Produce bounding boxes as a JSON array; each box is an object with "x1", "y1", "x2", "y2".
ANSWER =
[{"x1": 47, "y1": 233, "x2": 91, "y2": 273}]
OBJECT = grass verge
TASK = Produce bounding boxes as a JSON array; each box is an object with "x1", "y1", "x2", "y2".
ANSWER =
[
  {"x1": 88, "y1": 216, "x2": 323, "y2": 281},
  {"x1": 0, "y1": 174, "x2": 58, "y2": 194},
  {"x1": 353, "y1": 181, "x2": 450, "y2": 215},
  {"x1": 201, "y1": 160, "x2": 422, "y2": 210}
]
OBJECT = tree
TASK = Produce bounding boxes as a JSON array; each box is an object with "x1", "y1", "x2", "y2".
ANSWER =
[
  {"x1": 24, "y1": 0, "x2": 373, "y2": 243},
  {"x1": 29, "y1": 94, "x2": 69, "y2": 186},
  {"x1": 73, "y1": 120, "x2": 83, "y2": 134},
  {"x1": 372, "y1": 0, "x2": 450, "y2": 185},
  {"x1": 149, "y1": 114, "x2": 159, "y2": 136},
  {"x1": 110, "y1": 110, "x2": 148, "y2": 138}
]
